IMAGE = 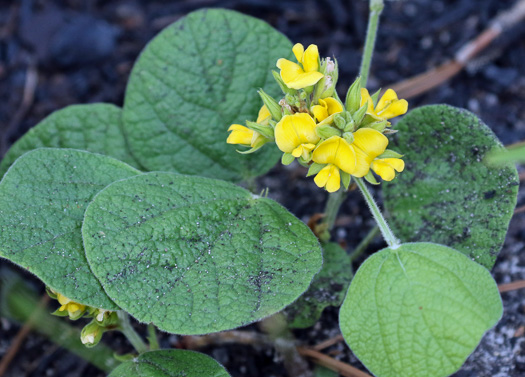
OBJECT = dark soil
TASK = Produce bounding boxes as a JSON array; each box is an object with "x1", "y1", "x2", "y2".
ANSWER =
[{"x1": 1, "y1": 0, "x2": 524, "y2": 376}]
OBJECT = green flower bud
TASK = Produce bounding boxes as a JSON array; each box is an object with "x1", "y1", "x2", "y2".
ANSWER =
[
  {"x1": 343, "y1": 132, "x2": 355, "y2": 144},
  {"x1": 345, "y1": 76, "x2": 362, "y2": 113},
  {"x1": 258, "y1": 89, "x2": 282, "y2": 121},
  {"x1": 246, "y1": 120, "x2": 275, "y2": 140},
  {"x1": 352, "y1": 102, "x2": 368, "y2": 126},
  {"x1": 333, "y1": 114, "x2": 346, "y2": 130},
  {"x1": 81, "y1": 320, "x2": 104, "y2": 348},
  {"x1": 316, "y1": 124, "x2": 341, "y2": 139}
]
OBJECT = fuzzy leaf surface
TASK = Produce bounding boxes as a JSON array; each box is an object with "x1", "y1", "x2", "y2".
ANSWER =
[
  {"x1": 285, "y1": 242, "x2": 352, "y2": 328},
  {"x1": 340, "y1": 242, "x2": 502, "y2": 377},
  {"x1": 83, "y1": 172, "x2": 322, "y2": 334},
  {"x1": 0, "y1": 104, "x2": 139, "y2": 177},
  {"x1": 0, "y1": 149, "x2": 140, "y2": 309},
  {"x1": 383, "y1": 105, "x2": 519, "y2": 269},
  {"x1": 122, "y1": 8, "x2": 291, "y2": 181},
  {"x1": 108, "y1": 350, "x2": 230, "y2": 377}
]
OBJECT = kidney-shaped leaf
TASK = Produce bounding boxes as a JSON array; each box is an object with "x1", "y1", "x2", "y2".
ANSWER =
[
  {"x1": 0, "y1": 104, "x2": 139, "y2": 177},
  {"x1": 108, "y1": 350, "x2": 231, "y2": 377},
  {"x1": 0, "y1": 148, "x2": 140, "y2": 310},
  {"x1": 340, "y1": 242, "x2": 503, "y2": 377},
  {"x1": 383, "y1": 105, "x2": 519, "y2": 269},
  {"x1": 83, "y1": 172, "x2": 322, "y2": 334},
  {"x1": 122, "y1": 8, "x2": 291, "y2": 182}
]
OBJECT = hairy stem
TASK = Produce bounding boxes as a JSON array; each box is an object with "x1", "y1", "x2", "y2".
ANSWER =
[
  {"x1": 354, "y1": 178, "x2": 399, "y2": 248},
  {"x1": 117, "y1": 311, "x2": 148, "y2": 354},
  {"x1": 360, "y1": 0, "x2": 385, "y2": 87}
]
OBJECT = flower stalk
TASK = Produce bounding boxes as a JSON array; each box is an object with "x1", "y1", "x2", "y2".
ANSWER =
[
  {"x1": 354, "y1": 178, "x2": 399, "y2": 248},
  {"x1": 117, "y1": 311, "x2": 149, "y2": 354},
  {"x1": 360, "y1": 0, "x2": 385, "y2": 87}
]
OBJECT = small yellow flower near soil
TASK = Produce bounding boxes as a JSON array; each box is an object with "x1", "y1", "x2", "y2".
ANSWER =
[
  {"x1": 275, "y1": 113, "x2": 320, "y2": 160},
  {"x1": 312, "y1": 136, "x2": 356, "y2": 192},
  {"x1": 227, "y1": 105, "x2": 271, "y2": 148},
  {"x1": 371, "y1": 157, "x2": 405, "y2": 181},
  {"x1": 276, "y1": 43, "x2": 324, "y2": 90},
  {"x1": 311, "y1": 97, "x2": 344, "y2": 122},
  {"x1": 360, "y1": 88, "x2": 408, "y2": 121},
  {"x1": 56, "y1": 292, "x2": 86, "y2": 319}
]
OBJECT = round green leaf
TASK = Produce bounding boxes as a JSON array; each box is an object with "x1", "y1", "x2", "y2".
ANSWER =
[
  {"x1": 383, "y1": 105, "x2": 519, "y2": 269},
  {"x1": 122, "y1": 8, "x2": 291, "y2": 182},
  {"x1": 0, "y1": 104, "x2": 140, "y2": 177},
  {"x1": 340, "y1": 242, "x2": 503, "y2": 377},
  {"x1": 0, "y1": 148, "x2": 140, "y2": 309},
  {"x1": 108, "y1": 350, "x2": 231, "y2": 377},
  {"x1": 83, "y1": 172, "x2": 322, "y2": 334},
  {"x1": 285, "y1": 242, "x2": 352, "y2": 328}
]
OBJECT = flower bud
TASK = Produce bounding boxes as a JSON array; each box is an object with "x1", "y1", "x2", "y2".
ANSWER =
[
  {"x1": 345, "y1": 76, "x2": 362, "y2": 113},
  {"x1": 342, "y1": 132, "x2": 355, "y2": 144},
  {"x1": 81, "y1": 320, "x2": 104, "y2": 348},
  {"x1": 316, "y1": 124, "x2": 341, "y2": 140},
  {"x1": 258, "y1": 89, "x2": 282, "y2": 121},
  {"x1": 246, "y1": 121, "x2": 275, "y2": 140},
  {"x1": 333, "y1": 114, "x2": 346, "y2": 130}
]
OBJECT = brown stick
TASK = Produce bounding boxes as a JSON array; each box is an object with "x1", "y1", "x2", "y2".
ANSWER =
[
  {"x1": 519, "y1": 171, "x2": 525, "y2": 182},
  {"x1": 514, "y1": 205, "x2": 525, "y2": 215},
  {"x1": 389, "y1": 0, "x2": 525, "y2": 99},
  {"x1": 0, "y1": 295, "x2": 49, "y2": 377},
  {"x1": 312, "y1": 334, "x2": 345, "y2": 351},
  {"x1": 297, "y1": 347, "x2": 373, "y2": 377},
  {"x1": 499, "y1": 280, "x2": 525, "y2": 293}
]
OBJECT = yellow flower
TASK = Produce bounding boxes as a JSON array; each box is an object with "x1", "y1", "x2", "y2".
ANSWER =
[
  {"x1": 311, "y1": 97, "x2": 344, "y2": 122},
  {"x1": 56, "y1": 292, "x2": 86, "y2": 319},
  {"x1": 276, "y1": 43, "x2": 324, "y2": 90},
  {"x1": 227, "y1": 105, "x2": 271, "y2": 148},
  {"x1": 371, "y1": 157, "x2": 405, "y2": 181},
  {"x1": 360, "y1": 88, "x2": 408, "y2": 121},
  {"x1": 312, "y1": 136, "x2": 356, "y2": 192},
  {"x1": 351, "y1": 128, "x2": 389, "y2": 177},
  {"x1": 275, "y1": 113, "x2": 320, "y2": 160}
]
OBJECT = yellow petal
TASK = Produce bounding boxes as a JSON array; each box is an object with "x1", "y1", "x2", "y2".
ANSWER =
[
  {"x1": 277, "y1": 58, "x2": 304, "y2": 86},
  {"x1": 314, "y1": 164, "x2": 341, "y2": 192},
  {"x1": 275, "y1": 113, "x2": 319, "y2": 153},
  {"x1": 57, "y1": 293, "x2": 71, "y2": 306},
  {"x1": 292, "y1": 43, "x2": 304, "y2": 63},
  {"x1": 377, "y1": 99, "x2": 408, "y2": 119},
  {"x1": 352, "y1": 128, "x2": 388, "y2": 160},
  {"x1": 302, "y1": 44, "x2": 320, "y2": 73},
  {"x1": 375, "y1": 89, "x2": 399, "y2": 112},
  {"x1": 312, "y1": 136, "x2": 356, "y2": 174},
  {"x1": 59, "y1": 304, "x2": 67, "y2": 312},
  {"x1": 360, "y1": 88, "x2": 375, "y2": 115},
  {"x1": 382, "y1": 158, "x2": 405, "y2": 172},
  {"x1": 371, "y1": 160, "x2": 396, "y2": 181},
  {"x1": 256, "y1": 105, "x2": 271, "y2": 124},
  {"x1": 69, "y1": 303, "x2": 81, "y2": 313},
  {"x1": 312, "y1": 104, "x2": 329, "y2": 122},
  {"x1": 323, "y1": 97, "x2": 344, "y2": 116},
  {"x1": 227, "y1": 124, "x2": 254, "y2": 146},
  {"x1": 286, "y1": 71, "x2": 324, "y2": 90}
]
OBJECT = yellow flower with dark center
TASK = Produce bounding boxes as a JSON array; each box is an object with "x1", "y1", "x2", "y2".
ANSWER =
[
  {"x1": 360, "y1": 88, "x2": 408, "y2": 121},
  {"x1": 56, "y1": 292, "x2": 86, "y2": 319},
  {"x1": 311, "y1": 97, "x2": 344, "y2": 122},
  {"x1": 227, "y1": 105, "x2": 271, "y2": 148},
  {"x1": 276, "y1": 43, "x2": 324, "y2": 90},
  {"x1": 371, "y1": 157, "x2": 405, "y2": 181},
  {"x1": 312, "y1": 136, "x2": 356, "y2": 192},
  {"x1": 275, "y1": 113, "x2": 320, "y2": 160},
  {"x1": 351, "y1": 128, "x2": 390, "y2": 177}
]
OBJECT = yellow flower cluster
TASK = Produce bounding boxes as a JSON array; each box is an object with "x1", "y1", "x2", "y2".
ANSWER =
[{"x1": 227, "y1": 43, "x2": 408, "y2": 192}]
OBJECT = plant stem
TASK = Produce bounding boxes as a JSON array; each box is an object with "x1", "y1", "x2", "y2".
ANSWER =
[
  {"x1": 147, "y1": 323, "x2": 160, "y2": 350},
  {"x1": 360, "y1": 0, "x2": 384, "y2": 87},
  {"x1": 117, "y1": 311, "x2": 148, "y2": 354},
  {"x1": 323, "y1": 189, "x2": 346, "y2": 232},
  {"x1": 350, "y1": 225, "x2": 380, "y2": 261},
  {"x1": 354, "y1": 178, "x2": 399, "y2": 248}
]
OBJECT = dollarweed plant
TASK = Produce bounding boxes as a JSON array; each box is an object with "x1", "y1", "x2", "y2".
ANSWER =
[{"x1": 0, "y1": 1, "x2": 519, "y2": 377}]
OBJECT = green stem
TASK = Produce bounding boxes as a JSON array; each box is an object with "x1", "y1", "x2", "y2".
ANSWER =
[
  {"x1": 360, "y1": 0, "x2": 384, "y2": 87},
  {"x1": 322, "y1": 189, "x2": 346, "y2": 232},
  {"x1": 354, "y1": 178, "x2": 399, "y2": 248},
  {"x1": 117, "y1": 311, "x2": 148, "y2": 354},
  {"x1": 147, "y1": 323, "x2": 160, "y2": 351},
  {"x1": 350, "y1": 225, "x2": 380, "y2": 261}
]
